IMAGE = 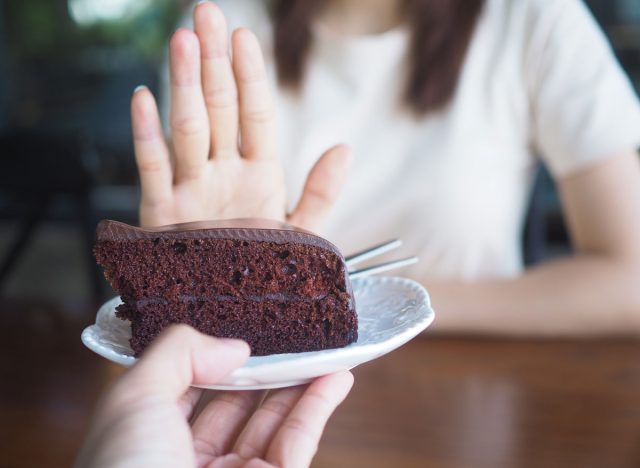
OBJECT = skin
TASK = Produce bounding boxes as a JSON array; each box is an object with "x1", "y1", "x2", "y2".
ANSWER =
[
  {"x1": 428, "y1": 152, "x2": 640, "y2": 336},
  {"x1": 76, "y1": 326, "x2": 353, "y2": 468},
  {"x1": 321, "y1": 1, "x2": 640, "y2": 336},
  {"x1": 132, "y1": 4, "x2": 351, "y2": 231},
  {"x1": 317, "y1": 0, "x2": 403, "y2": 35},
  {"x1": 81, "y1": 7, "x2": 355, "y2": 467},
  {"x1": 322, "y1": 3, "x2": 640, "y2": 337},
  {"x1": 84, "y1": 2, "x2": 639, "y2": 465},
  {"x1": 133, "y1": 0, "x2": 640, "y2": 338}
]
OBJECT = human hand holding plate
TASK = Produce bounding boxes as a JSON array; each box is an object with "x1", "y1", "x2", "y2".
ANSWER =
[{"x1": 76, "y1": 324, "x2": 355, "y2": 468}]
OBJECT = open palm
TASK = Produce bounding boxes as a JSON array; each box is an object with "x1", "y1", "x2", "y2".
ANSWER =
[{"x1": 132, "y1": 2, "x2": 350, "y2": 230}]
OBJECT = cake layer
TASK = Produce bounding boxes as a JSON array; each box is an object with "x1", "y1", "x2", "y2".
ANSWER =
[
  {"x1": 117, "y1": 296, "x2": 357, "y2": 356},
  {"x1": 95, "y1": 238, "x2": 345, "y2": 301}
]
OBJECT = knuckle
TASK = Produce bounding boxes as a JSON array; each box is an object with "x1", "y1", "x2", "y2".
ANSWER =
[
  {"x1": 306, "y1": 186, "x2": 332, "y2": 206},
  {"x1": 282, "y1": 416, "x2": 318, "y2": 439},
  {"x1": 171, "y1": 116, "x2": 206, "y2": 136},
  {"x1": 192, "y1": 436, "x2": 222, "y2": 459},
  {"x1": 244, "y1": 107, "x2": 274, "y2": 125},
  {"x1": 203, "y1": 86, "x2": 237, "y2": 110},
  {"x1": 216, "y1": 392, "x2": 260, "y2": 414},
  {"x1": 137, "y1": 157, "x2": 165, "y2": 174},
  {"x1": 260, "y1": 398, "x2": 294, "y2": 418},
  {"x1": 235, "y1": 440, "x2": 261, "y2": 460},
  {"x1": 304, "y1": 391, "x2": 335, "y2": 411}
]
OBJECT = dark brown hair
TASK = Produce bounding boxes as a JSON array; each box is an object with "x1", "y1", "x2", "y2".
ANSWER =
[{"x1": 271, "y1": 0, "x2": 486, "y2": 115}]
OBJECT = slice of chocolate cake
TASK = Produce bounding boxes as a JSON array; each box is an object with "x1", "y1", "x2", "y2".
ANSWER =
[{"x1": 94, "y1": 219, "x2": 357, "y2": 356}]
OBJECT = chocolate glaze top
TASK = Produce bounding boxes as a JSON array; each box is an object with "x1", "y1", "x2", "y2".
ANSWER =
[{"x1": 96, "y1": 219, "x2": 345, "y2": 259}]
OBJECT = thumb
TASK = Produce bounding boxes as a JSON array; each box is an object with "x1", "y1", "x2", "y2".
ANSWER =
[
  {"x1": 288, "y1": 144, "x2": 352, "y2": 232},
  {"x1": 115, "y1": 325, "x2": 250, "y2": 400}
]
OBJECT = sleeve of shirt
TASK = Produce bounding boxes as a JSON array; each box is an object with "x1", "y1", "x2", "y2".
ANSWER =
[{"x1": 527, "y1": 0, "x2": 640, "y2": 178}]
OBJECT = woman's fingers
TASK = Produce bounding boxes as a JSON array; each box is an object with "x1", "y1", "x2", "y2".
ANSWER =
[
  {"x1": 288, "y1": 145, "x2": 353, "y2": 232},
  {"x1": 194, "y1": 2, "x2": 239, "y2": 159},
  {"x1": 191, "y1": 391, "x2": 266, "y2": 464},
  {"x1": 170, "y1": 28, "x2": 210, "y2": 180},
  {"x1": 131, "y1": 87, "x2": 172, "y2": 214},
  {"x1": 231, "y1": 386, "x2": 307, "y2": 460},
  {"x1": 232, "y1": 28, "x2": 276, "y2": 160},
  {"x1": 266, "y1": 372, "x2": 354, "y2": 467}
]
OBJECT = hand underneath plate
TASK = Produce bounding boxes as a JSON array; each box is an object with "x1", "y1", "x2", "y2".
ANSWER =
[
  {"x1": 76, "y1": 325, "x2": 353, "y2": 468},
  {"x1": 132, "y1": 2, "x2": 351, "y2": 231}
]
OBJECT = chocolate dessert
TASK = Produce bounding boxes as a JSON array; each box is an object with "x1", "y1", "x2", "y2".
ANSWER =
[{"x1": 94, "y1": 219, "x2": 357, "y2": 356}]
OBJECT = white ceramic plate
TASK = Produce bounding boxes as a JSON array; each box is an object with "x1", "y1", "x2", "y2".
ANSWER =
[{"x1": 81, "y1": 276, "x2": 435, "y2": 390}]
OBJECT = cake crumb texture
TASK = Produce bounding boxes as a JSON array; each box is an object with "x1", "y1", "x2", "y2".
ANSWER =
[{"x1": 94, "y1": 236, "x2": 357, "y2": 356}]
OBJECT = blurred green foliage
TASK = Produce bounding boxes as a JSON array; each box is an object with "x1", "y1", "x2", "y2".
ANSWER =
[{"x1": 6, "y1": 0, "x2": 187, "y2": 61}]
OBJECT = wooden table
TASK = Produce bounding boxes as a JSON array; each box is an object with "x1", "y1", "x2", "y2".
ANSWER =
[{"x1": 1, "y1": 301, "x2": 639, "y2": 468}]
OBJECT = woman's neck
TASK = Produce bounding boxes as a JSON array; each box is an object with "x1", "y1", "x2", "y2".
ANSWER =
[{"x1": 320, "y1": 0, "x2": 403, "y2": 35}]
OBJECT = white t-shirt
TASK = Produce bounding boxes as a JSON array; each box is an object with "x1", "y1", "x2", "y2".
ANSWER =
[{"x1": 174, "y1": 0, "x2": 640, "y2": 280}]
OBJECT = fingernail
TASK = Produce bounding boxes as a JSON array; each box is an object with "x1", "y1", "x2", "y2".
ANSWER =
[
  {"x1": 197, "y1": 0, "x2": 209, "y2": 5},
  {"x1": 133, "y1": 85, "x2": 147, "y2": 94}
]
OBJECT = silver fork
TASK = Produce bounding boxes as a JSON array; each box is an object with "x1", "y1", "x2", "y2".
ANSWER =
[{"x1": 345, "y1": 239, "x2": 418, "y2": 279}]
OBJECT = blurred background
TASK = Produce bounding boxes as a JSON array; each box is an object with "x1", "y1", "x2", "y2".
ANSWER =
[
  {"x1": 0, "y1": 0, "x2": 190, "y2": 303},
  {"x1": 0, "y1": 2, "x2": 639, "y2": 468},
  {"x1": 0, "y1": 0, "x2": 638, "y2": 304}
]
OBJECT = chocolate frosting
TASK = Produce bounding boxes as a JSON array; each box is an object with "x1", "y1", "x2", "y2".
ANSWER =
[{"x1": 96, "y1": 219, "x2": 345, "y2": 259}]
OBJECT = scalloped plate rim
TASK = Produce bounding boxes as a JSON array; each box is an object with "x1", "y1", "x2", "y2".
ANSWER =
[{"x1": 81, "y1": 276, "x2": 435, "y2": 389}]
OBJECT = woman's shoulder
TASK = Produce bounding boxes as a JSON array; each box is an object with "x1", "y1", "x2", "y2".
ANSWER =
[{"x1": 482, "y1": 0, "x2": 603, "y2": 67}]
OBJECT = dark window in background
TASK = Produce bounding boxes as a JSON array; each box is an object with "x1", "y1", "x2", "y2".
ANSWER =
[
  {"x1": 589, "y1": 0, "x2": 640, "y2": 88},
  {"x1": 0, "y1": 0, "x2": 189, "y2": 186}
]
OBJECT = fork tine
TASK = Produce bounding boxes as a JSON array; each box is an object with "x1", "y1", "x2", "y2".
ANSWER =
[
  {"x1": 348, "y1": 256, "x2": 418, "y2": 279},
  {"x1": 345, "y1": 239, "x2": 402, "y2": 268}
]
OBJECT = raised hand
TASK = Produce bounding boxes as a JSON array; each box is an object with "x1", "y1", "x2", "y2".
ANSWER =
[
  {"x1": 76, "y1": 325, "x2": 354, "y2": 468},
  {"x1": 131, "y1": 2, "x2": 351, "y2": 230}
]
